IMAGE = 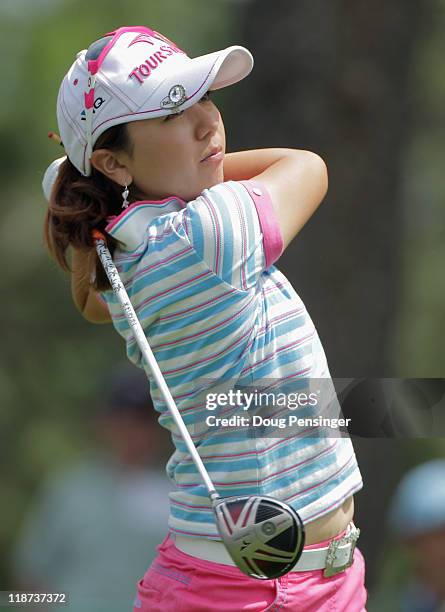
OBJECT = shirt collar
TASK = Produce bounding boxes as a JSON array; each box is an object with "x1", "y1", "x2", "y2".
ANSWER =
[{"x1": 105, "y1": 195, "x2": 186, "y2": 250}]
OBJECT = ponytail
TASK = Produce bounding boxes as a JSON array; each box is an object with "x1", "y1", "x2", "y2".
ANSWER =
[{"x1": 44, "y1": 123, "x2": 143, "y2": 291}]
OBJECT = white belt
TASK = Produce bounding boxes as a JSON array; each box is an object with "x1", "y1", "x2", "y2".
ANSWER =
[{"x1": 173, "y1": 522, "x2": 360, "y2": 578}]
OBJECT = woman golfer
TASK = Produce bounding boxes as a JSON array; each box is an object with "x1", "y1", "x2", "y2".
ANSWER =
[{"x1": 44, "y1": 25, "x2": 367, "y2": 611}]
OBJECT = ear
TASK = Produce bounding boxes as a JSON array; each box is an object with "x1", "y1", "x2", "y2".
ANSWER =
[{"x1": 90, "y1": 149, "x2": 132, "y2": 186}]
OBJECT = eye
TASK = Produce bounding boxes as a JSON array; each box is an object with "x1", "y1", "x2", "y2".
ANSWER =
[
  {"x1": 163, "y1": 109, "x2": 185, "y2": 122},
  {"x1": 199, "y1": 90, "x2": 212, "y2": 103},
  {"x1": 163, "y1": 91, "x2": 213, "y2": 122}
]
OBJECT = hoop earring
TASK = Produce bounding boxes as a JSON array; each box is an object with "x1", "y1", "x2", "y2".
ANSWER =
[{"x1": 122, "y1": 184, "x2": 130, "y2": 209}]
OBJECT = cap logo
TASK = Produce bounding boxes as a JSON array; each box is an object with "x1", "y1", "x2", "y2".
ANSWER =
[
  {"x1": 128, "y1": 45, "x2": 185, "y2": 84},
  {"x1": 128, "y1": 30, "x2": 182, "y2": 51},
  {"x1": 80, "y1": 95, "x2": 107, "y2": 120},
  {"x1": 128, "y1": 33, "x2": 157, "y2": 47},
  {"x1": 161, "y1": 85, "x2": 186, "y2": 109}
]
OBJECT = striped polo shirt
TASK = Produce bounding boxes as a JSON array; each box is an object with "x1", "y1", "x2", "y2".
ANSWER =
[{"x1": 102, "y1": 180, "x2": 363, "y2": 539}]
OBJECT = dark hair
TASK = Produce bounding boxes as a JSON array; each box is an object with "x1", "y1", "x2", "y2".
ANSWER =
[{"x1": 44, "y1": 123, "x2": 145, "y2": 291}]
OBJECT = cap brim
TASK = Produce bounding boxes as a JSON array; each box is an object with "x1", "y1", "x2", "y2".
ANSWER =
[
  {"x1": 199, "y1": 45, "x2": 254, "y2": 90},
  {"x1": 159, "y1": 45, "x2": 253, "y2": 110}
]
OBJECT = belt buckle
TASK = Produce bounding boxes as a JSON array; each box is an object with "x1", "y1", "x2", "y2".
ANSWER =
[{"x1": 323, "y1": 525, "x2": 360, "y2": 578}]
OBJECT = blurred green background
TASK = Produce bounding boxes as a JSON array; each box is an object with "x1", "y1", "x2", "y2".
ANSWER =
[{"x1": 1, "y1": 0, "x2": 444, "y2": 609}]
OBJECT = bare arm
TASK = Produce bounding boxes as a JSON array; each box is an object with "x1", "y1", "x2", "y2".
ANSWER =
[
  {"x1": 71, "y1": 248, "x2": 112, "y2": 324},
  {"x1": 224, "y1": 149, "x2": 328, "y2": 250}
]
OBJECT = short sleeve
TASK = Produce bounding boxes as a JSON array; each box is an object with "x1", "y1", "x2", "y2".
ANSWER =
[{"x1": 178, "y1": 180, "x2": 283, "y2": 290}]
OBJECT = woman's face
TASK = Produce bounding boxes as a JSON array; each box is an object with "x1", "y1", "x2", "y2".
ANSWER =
[{"x1": 119, "y1": 93, "x2": 226, "y2": 202}]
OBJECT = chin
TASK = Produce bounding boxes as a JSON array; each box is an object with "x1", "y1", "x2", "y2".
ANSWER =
[
  {"x1": 206, "y1": 172, "x2": 224, "y2": 189},
  {"x1": 184, "y1": 174, "x2": 224, "y2": 200}
]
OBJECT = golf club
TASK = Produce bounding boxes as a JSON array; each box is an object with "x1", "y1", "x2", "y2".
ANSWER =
[{"x1": 93, "y1": 229, "x2": 305, "y2": 579}]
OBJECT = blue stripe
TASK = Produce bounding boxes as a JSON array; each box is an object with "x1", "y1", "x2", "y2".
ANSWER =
[
  {"x1": 185, "y1": 204, "x2": 205, "y2": 259},
  {"x1": 152, "y1": 292, "x2": 240, "y2": 334},
  {"x1": 213, "y1": 188, "x2": 235, "y2": 284},
  {"x1": 129, "y1": 252, "x2": 199, "y2": 295},
  {"x1": 152, "y1": 307, "x2": 254, "y2": 361}
]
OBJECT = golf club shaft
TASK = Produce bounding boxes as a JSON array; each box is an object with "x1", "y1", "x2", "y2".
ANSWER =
[{"x1": 93, "y1": 231, "x2": 219, "y2": 502}]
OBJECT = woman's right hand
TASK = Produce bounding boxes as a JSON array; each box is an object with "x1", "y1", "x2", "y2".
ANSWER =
[{"x1": 71, "y1": 248, "x2": 112, "y2": 324}]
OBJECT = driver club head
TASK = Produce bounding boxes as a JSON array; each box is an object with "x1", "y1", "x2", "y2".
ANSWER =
[{"x1": 213, "y1": 495, "x2": 305, "y2": 579}]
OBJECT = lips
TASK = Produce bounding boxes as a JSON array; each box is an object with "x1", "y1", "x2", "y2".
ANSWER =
[{"x1": 201, "y1": 145, "x2": 223, "y2": 162}]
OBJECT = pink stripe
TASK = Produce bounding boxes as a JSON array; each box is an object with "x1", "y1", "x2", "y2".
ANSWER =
[
  {"x1": 173, "y1": 434, "x2": 296, "y2": 459},
  {"x1": 263, "y1": 280, "x2": 287, "y2": 294},
  {"x1": 115, "y1": 250, "x2": 144, "y2": 261},
  {"x1": 149, "y1": 226, "x2": 178, "y2": 242},
  {"x1": 167, "y1": 354, "x2": 311, "y2": 407},
  {"x1": 87, "y1": 26, "x2": 158, "y2": 74},
  {"x1": 175, "y1": 434, "x2": 329, "y2": 487},
  {"x1": 138, "y1": 331, "x2": 311, "y2": 408},
  {"x1": 84, "y1": 90, "x2": 95, "y2": 109},
  {"x1": 169, "y1": 527, "x2": 218, "y2": 538},
  {"x1": 250, "y1": 364, "x2": 313, "y2": 390},
  {"x1": 173, "y1": 449, "x2": 347, "y2": 491},
  {"x1": 240, "y1": 181, "x2": 283, "y2": 268},
  {"x1": 213, "y1": 397, "x2": 287, "y2": 423},
  {"x1": 159, "y1": 288, "x2": 236, "y2": 321},
  {"x1": 256, "y1": 306, "x2": 304, "y2": 331},
  {"x1": 177, "y1": 440, "x2": 338, "y2": 485},
  {"x1": 284, "y1": 454, "x2": 356, "y2": 501},
  {"x1": 112, "y1": 224, "x2": 178, "y2": 258},
  {"x1": 173, "y1": 421, "x2": 325, "y2": 458},
  {"x1": 130, "y1": 246, "x2": 192, "y2": 283},
  {"x1": 172, "y1": 435, "x2": 293, "y2": 465},
  {"x1": 105, "y1": 197, "x2": 186, "y2": 232},
  {"x1": 163, "y1": 326, "x2": 253, "y2": 375},
  {"x1": 241, "y1": 332, "x2": 314, "y2": 375},
  {"x1": 114, "y1": 271, "x2": 212, "y2": 322},
  {"x1": 227, "y1": 184, "x2": 248, "y2": 289},
  {"x1": 152, "y1": 295, "x2": 255, "y2": 349},
  {"x1": 201, "y1": 194, "x2": 221, "y2": 275},
  {"x1": 197, "y1": 430, "x2": 314, "y2": 457},
  {"x1": 242, "y1": 318, "x2": 296, "y2": 360},
  {"x1": 175, "y1": 453, "x2": 329, "y2": 490},
  {"x1": 260, "y1": 441, "x2": 338, "y2": 485},
  {"x1": 161, "y1": 278, "x2": 284, "y2": 312},
  {"x1": 119, "y1": 239, "x2": 189, "y2": 268},
  {"x1": 304, "y1": 482, "x2": 363, "y2": 522},
  {"x1": 170, "y1": 499, "x2": 212, "y2": 510}
]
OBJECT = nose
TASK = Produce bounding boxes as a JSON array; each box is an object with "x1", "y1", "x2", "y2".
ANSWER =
[{"x1": 192, "y1": 100, "x2": 220, "y2": 141}]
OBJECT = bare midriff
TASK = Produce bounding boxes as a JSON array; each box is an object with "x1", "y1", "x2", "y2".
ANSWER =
[{"x1": 303, "y1": 495, "x2": 355, "y2": 545}]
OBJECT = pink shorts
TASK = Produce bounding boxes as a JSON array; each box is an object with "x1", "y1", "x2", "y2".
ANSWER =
[{"x1": 133, "y1": 529, "x2": 368, "y2": 611}]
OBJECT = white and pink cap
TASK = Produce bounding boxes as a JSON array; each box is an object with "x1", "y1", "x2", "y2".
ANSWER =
[{"x1": 56, "y1": 25, "x2": 253, "y2": 177}]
